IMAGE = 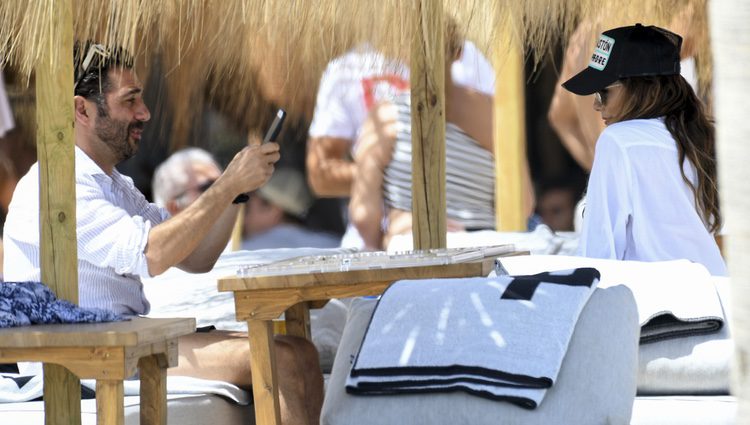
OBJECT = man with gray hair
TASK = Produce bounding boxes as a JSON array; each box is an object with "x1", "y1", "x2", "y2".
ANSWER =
[{"x1": 152, "y1": 147, "x2": 222, "y2": 216}]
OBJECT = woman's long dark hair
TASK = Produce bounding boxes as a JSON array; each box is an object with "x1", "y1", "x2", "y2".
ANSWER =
[{"x1": 614, "y1": 75, "x2": 721, "y2": 233}]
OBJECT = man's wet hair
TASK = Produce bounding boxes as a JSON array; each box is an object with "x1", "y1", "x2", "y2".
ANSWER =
[{"x1": 73, "y1": 41, "x2": 134, "y2": 117}]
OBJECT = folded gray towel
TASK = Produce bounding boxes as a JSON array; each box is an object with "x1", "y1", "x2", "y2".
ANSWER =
[{"x1": 346, "y1": 268, "x2": 600, "y2": 409}]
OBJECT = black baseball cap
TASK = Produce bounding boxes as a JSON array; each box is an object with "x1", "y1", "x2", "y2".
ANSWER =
[{"x1": 563, "y1": 23, "x2": 682, "y2": 95}]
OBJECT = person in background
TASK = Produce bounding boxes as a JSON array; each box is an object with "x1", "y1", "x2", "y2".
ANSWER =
[
  {"x1": 562, "y1": 24, "x2": 726, "y2": 276},
  {"x1": 349, "y1": 24, "x2": 535, "y2": 251},
  {"x1": 306, "y1": 36, "x2": 496, "y2": 249},
  {"x1": 3, "y1": 42, "x2": 322, "y2": 424},
  {"x1": 535, "y1": 181, "x2": 579, "y2": 232},
  {"x1": 242, "y1": 167, "x2": 339, "y2": 250},
  {"x1": 152, "y1": 147, "x2": 222, "y2": 216}
]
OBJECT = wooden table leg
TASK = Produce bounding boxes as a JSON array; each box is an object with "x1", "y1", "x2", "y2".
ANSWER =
[
  {"x1": 44, "y1": 364, "x2": 81, "y2": 425},
  {"x1": 247, "y1": 319, "x2": 281, "y2": 425},
  {"x1": 96, "y1": 379, "x2": 124, "y2": 425},
  {"x1": 285, "y1": 302, "x2": 311, "y2": 339},
  {"x1": 139, "y1": 354, "x2": 167, "y2": 425}
]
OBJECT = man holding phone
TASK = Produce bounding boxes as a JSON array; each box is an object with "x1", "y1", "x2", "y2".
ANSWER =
[{"x1": 3, "y1": 43, "x2": 323, "y2": 424}]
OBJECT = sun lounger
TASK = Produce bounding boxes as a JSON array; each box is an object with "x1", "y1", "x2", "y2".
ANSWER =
[
  {"x1": 0, "y1": 393, "x2": 255, "y2": 425},
  {"x1": 323, "y1": 284, "x2": 640, "y2": 424},
  {"x1": 324, "y1": 254, "x2": 736, "y2": 424}
]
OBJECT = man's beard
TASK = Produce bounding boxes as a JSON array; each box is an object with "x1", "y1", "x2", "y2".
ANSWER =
[{"x1": 95, "y1": 116, "x2": 144, "y2": 163}]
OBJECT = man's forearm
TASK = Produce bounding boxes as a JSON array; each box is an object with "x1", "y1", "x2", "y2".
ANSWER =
[
  {"x1": 145, "y1": 179, "x2": 237, "y2": 275},
  {"x1": 177, "y1": 201, "x2": 238, "y2": 272},
  {"x1": 306, "y1": 136, "x2": 355, "y2": 197}
]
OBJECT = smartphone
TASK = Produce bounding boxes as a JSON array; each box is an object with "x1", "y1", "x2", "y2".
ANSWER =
[
  {"x1": 233, "y1": 109, "x2": 287, "y2": 204},
  {"x1": 262, "y1": 109, "x2": 287, "y2": 144}
]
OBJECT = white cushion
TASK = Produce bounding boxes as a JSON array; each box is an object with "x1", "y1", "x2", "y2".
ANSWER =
[
  {"x1": 630, "y1": 395, "x2": 736, "y2": 425},
  {"x1": 637, "y1": 277, "x2": 732, "y2": 394},
  {"x1": 0, "y1": 394, "x2": 254, "y2": 425}
]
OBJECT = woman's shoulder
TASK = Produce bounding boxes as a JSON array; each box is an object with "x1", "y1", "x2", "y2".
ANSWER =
[
  {"x1": 600, "y1": 118, "x2": 670, "y2": 147},
  {"x1": 605, "y1": 117, "x2": 664, "y2": 133}
]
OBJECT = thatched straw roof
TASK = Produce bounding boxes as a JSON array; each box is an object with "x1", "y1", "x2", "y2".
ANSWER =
[{"x1": 0, "y1": 0, "x2": 709, "y2": 150}]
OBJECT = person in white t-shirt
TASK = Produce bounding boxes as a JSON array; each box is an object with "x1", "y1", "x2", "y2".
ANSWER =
[
  {"x1": 562, "y1": 24, "x2": 726, "y2": 276},
  {"x1": 306, "y1": 40, "x2": 495, "y2": 248}
]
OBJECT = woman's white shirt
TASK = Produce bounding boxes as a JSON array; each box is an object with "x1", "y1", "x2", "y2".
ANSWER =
[{"x1": 580, "y1": 118, "x2": 727, "y2": 276}]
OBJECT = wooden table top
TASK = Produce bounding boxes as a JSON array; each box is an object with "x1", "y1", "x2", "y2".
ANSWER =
[
  {"x1": 218, "y1": 257, "x2": 498, "y2": 292},
  {"x1": 0, "y1": 317, "x2": 196, "y2": 348}
]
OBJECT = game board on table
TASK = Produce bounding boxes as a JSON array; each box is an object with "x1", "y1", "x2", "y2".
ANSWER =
[{"x1": 236, "y1": 245, "x2": 516, "y2": 278}]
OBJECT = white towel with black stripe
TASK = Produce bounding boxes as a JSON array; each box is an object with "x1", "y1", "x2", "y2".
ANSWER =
[
  {"x1": 346, "y1": 268, "x2": 600, "y2": 409},
  {"x1": 495, "y1": 256, "x2": 724, "y2": 344}
]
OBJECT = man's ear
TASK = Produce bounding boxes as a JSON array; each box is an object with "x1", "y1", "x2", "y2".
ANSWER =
[
  {"x1": 74, "y1": 95, "x2": 92, "y2": 126},
  {"x1": 452, "y1": 44, "x2": 463, "y2": 63}
]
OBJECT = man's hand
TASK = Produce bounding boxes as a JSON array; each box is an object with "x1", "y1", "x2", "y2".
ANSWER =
[{"x1": 221, "y1": 139, "x2": 281, "y2": 198}]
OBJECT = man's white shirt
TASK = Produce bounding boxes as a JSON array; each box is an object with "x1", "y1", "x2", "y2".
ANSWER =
[{"x1": 3, "y1": 146, "x2": 169, "y2": 315}]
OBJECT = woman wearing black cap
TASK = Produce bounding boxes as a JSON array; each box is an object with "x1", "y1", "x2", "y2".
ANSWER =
[{"x1": 562, "y1": 23, "x2": 726, "y2": 276}]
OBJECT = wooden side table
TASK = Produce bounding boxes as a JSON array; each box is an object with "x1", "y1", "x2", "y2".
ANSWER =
[
  {"x1": 0, "y1": 317, "x2": 195, "y2": 425},
  {"x1": 219, "y1": 257, "x2": 499, "y2": 425}
]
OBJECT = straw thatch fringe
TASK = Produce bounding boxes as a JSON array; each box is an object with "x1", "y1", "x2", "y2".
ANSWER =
[{"x1": 0, "y1": 0, "x2": 711, "y2": 150}]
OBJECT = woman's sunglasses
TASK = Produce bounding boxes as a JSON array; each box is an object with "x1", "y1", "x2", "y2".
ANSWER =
[{"x1": 594, "y1": 82, "x2": 623, "y2": 105}]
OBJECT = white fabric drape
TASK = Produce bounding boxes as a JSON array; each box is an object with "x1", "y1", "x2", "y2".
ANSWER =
[{"x1": 710, "y1": 1, "x2": 750, "y2": 423}]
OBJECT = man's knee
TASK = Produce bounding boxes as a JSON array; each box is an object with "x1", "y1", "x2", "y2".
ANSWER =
[{"x1": 275, "y1": 335, "x2": 320, "y2": 371}]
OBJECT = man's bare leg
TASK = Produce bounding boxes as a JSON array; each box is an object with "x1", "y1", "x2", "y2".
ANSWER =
[
  {"x1": 277, "y1": 335, "x2": 324, "y2": 424},
  {"x1": 169, "y1": 330, "x2": 323, "y2": 425},
  {"x1": 274, "y1": 335, "x2": 320, "y2": 425}
]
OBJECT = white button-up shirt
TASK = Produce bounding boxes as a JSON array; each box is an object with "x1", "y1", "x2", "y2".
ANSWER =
[{"x1": 3, "y1": 146, "x2": 170, "y2": 315}]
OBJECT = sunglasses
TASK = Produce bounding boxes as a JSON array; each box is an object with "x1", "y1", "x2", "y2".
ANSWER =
[
  {"x1": 594, "y1": 82, "x2": 623, "y2": 106},
  {"x1": 74, "y1": 43, "x2": 111, "y2": 90},
  {"x1": 174, "y1": 179, "x2": 216, "y2": 203}
]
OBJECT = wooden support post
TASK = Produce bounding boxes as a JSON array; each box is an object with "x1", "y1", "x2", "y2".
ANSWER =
[
  {"x1": 35, "y1": 1, "x2": 81, "y2": 424},
  {"x1": 285, "y1": 302, "x2": 312, "y2": 339},
  {"x1": 96, "y1": 380, "x2": 125, "y2": 425},
  {"x1": 43, "y1": 365, "x2": 81, "y2": 425},
  {"x1": 410, "y1": 0, "x2": 446, "y2": 250},
  {"x1": 493, "y1": 31, "x2": 527, "y2": 231},
  {"x1": 247, "y1": 319, "x2": 282, "y2": 425},
  {"x1": 37, "y1": 0, "x2": 78, "y2": 301},
  {"x1": 139, "y1": 354, "x2": 168, "y2": 425}
]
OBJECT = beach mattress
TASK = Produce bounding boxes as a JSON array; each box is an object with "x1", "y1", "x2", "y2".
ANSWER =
[
  {"x1": 0, "y1": 393, "x2": 255, "y2": 425},
  {"x1": 630, "y1": 395, "x2": 736, "y2": 425}
]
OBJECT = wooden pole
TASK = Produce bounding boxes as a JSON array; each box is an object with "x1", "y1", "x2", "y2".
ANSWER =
[
  {"x1": 493, "y1": 31, "x2": 527, "y2": 231},
  {"x1": 410, "y1": 0, "x2": 446, "y2": 250},
  {"x1": 37, "y1": 0, "x2": 78, "y2": 302},
  {"x1": 231, "y1": 204, "x2": 245, "y2": 251},
  {"x1": 35, "y1": 0, "x2": 81, "y2": 423}
]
